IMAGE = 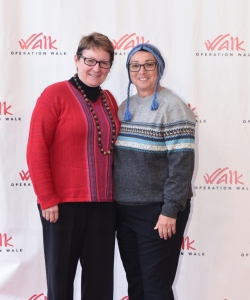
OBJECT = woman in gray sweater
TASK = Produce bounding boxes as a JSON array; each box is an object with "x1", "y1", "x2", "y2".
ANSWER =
[{"x1": 114, "y1": 43, "x2": 196, "y2": 300}]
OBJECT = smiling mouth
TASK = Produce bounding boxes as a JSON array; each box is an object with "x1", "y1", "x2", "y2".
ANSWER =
[
  {"x1": 138, "y1": 77, "x2": 148, "y2": 81},
  {"x1": 89, "y1": 73, "x2": 100, "y2": 78}
]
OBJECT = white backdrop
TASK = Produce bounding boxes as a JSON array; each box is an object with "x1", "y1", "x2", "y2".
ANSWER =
[{"x1": 1, "y1": 0, "x2": 250, "y2": 299}]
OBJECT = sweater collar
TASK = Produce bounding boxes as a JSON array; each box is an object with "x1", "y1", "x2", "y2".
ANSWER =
[{"x1": 68, "y1": 74, "x2": 100, "y2": 102}]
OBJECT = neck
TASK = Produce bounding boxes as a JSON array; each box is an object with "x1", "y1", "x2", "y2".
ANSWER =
[
  {"x1": 137, "y1": 85, "x2": 162, "y2": 98},
  {"x1": 69, "y1": 74, "x2": 100, "y2": 102}
]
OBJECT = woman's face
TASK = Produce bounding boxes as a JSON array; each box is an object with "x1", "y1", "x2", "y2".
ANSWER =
[
  {"x1": 129, "y1": 51, "x2": 158, "y2": 97},
  {"x1": 74, "y1": 48, "x2": 111, "y2": 87}
]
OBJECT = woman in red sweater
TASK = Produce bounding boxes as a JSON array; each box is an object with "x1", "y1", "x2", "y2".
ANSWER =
[{"x1": 27, "y1": 32, "x2": 120, "y2": 300}]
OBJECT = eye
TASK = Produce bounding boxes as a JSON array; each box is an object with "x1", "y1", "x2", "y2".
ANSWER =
[
  {"x1": 145, "y1": 62, "x2": 155, "y2": 68},
  {"x1": 85, "y1": 58, "x2": 96, "y2": 64},
  {"x1": 130, "y1": 64, "x2": 140, "y2": 69},
  {"x1": 100, "y1": 61, "x2": 110, "y2": 67}
]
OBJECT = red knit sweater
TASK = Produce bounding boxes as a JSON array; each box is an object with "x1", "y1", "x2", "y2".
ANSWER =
[{"x1": 27, "y1": 81, "x2": 120, "y2": 210}]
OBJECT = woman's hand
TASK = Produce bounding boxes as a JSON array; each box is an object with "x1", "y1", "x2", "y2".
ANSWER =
[
  {"x1": 42, "y1": 205, "x2": 59, "y2": 223},
  {"x1": 154, "y1": 214, "x2": 176, "y2": 240}
]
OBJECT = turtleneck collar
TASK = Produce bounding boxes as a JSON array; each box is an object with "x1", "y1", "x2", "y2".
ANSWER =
[{"x1": 69, "y1": 74, "x2": 101, "y2": 102}]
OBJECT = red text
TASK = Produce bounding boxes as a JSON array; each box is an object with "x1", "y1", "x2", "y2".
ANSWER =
[
  {"x1": 19, "y1": 33, "x2": 58, "y2": 50},
  {"x1": 205, "y1": 34, "x2": 245, "y2": 51},
  {"x1": 203, "y1": 167, "x2": 244, "y2": 185},
  {"x1": 0, "y1": 102, "x2": 13, "y2": 115},
  {"x1": 0, "y1": 233, "x2": 14, "y2": 247},
  {"x1": 182, "y1": 236, "x2": 196, "y2": 251},
  {"x1": 113, "y1": 33, "x2": 149, "y2": 50},
  {"x1": 19, "y1": 170, "x2": 30, "y2": 181}
]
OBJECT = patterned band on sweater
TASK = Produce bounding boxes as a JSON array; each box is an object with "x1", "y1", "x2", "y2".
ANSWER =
[{"x1": 113, "y1": 88, "x2": 195, "y2": 219}]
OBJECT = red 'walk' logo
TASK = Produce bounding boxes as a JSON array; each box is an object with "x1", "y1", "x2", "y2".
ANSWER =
[
  {"x1": 19, "y1": 170, "x2": 30, "y2": 181},
  {"x1": 0, "y1": 102, "x2": 13, "y2": 116},
  {"x1": 205, "y1": 34, "x2": 245, "y2": 51},
  {"x1": 113, "y1": 33, "x2": 150, "y2": 50},
  {"x1": 19, "y1": 33, "x2": 58, "y2": 50},
  {"x1": 203, "y1": 167, "x2": 244, "y2": 185},
  {"x1": 0, "y1": 233, "x2": 14, "y2": 247},
  {"x1": 182, "y1": 236, "x2": 196, "y2": 251}
]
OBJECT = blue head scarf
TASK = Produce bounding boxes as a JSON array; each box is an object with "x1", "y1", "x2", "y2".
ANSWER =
[{"x1": 124, "y1": 43, "x2": 165, "y2": 121}]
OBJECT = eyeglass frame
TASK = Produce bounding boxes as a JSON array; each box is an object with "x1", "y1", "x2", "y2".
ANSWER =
[
  {"x1": 78, "y1": 55, "x2": 112, "y2": 69},
  {"x1": 128, "y1": 61, "x2": 158, "y2": 72}
]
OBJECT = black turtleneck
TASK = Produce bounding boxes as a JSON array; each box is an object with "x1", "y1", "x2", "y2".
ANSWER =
[{"x1": 68, "y1": 74, "x2": 101, "y2": 102}]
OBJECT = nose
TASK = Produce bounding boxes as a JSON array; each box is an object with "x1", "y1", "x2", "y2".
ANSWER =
[
  {"x1": 139, "y1": 65, "x2": 146, "y2": 74},
  {"x1": 92, "y1": 62, "x2": 101, "y2": 71}
]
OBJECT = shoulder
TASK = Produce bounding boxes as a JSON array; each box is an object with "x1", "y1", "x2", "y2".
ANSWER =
[
  {"x1": 103, "y1": 90, "x2": 118, "y2": 111},
  {"x1": 42, "y1": 81, "x2": 69, "y2": 95},
  {"x1": 118, "y1": 93, "x2": 138, "y2": 112},
  {"x1": 117, "y1": 98, "x2": 129, "y2": 121},
  {"x1": 158, "y1": 88, "x2": 196, "y2": 123},
  {"x1": 39, "y1": 81, "x2": 71, "y2": 100},
  {"x1": 103, "y1": 89, "x2": 116, "y2": 100},
  {"x1": 118, "y1": 98, "x2": 127, "y2": 110},
  {"x1": 36, "y1": 81, "x2": 71, "y2": 108},
  {"x1": 158, "y1": 88, "x2": 183, "y2": 105}
]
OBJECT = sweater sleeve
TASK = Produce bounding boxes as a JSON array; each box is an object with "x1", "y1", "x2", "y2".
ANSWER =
[
  {"x1": 160, "y1": 100, "x2": 195, "y2": 219},
  {"x1": 26, "y1": 86, "x2": 61, "y2": 209},
  {"x1": 161, "y1": 148, "x2": 195, "y2": 218}
]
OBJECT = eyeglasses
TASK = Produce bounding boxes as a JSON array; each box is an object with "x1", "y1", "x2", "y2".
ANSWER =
[
  {"x1": 129, "y1": 62, "x2": 158, "y2": 72},
  {"x1": 79, "y1": 55, "x2": 112, "y2": 69}
]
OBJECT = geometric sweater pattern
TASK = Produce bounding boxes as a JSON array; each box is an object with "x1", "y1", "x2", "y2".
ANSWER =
[{"x1": 114, "y1": 88, "x2": 195, "y2": 218}]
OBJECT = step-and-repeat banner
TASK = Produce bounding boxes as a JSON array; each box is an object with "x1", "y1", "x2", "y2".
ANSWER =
[{"x1": 1, "y1": 0, "x2": 250, "y2": 299}]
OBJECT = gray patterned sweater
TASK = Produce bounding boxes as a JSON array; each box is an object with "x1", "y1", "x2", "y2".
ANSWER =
[{"x1": 113, "y1": 88, "x2": 195, "y2": 219}]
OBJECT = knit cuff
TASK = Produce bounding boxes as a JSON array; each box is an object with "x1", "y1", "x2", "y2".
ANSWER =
[
  {"x1": 160, "y1": 202, "x2": 179, "y2": 219},
  {"x1": 38, "y1": 194, "x2": 60, "y2": 210}
]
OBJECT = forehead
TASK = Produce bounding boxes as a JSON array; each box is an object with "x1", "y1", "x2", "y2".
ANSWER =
[
  {"x1": 81, "y1": 47, "x2": 110, "y2": 60},
  {"x1": 130, "y1": 51, "x2": 156, "y2": 62}
]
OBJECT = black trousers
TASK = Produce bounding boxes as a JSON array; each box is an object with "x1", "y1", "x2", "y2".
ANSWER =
[
  {"x1": 39, "y1": 202, "x2": 116, "y2": 300},
  {"x1": 116, "y1": 200, "x2": 190, "y2": 300}
]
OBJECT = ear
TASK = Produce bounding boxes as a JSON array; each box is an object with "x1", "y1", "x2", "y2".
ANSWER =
[{"x1": 74, "y1": 54, "x2": 78, "y2": 66}]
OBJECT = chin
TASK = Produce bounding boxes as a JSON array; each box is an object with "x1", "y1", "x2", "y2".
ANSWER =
[{"x1": 88, "y1": 81, "x2": 101, "y2": 87}]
